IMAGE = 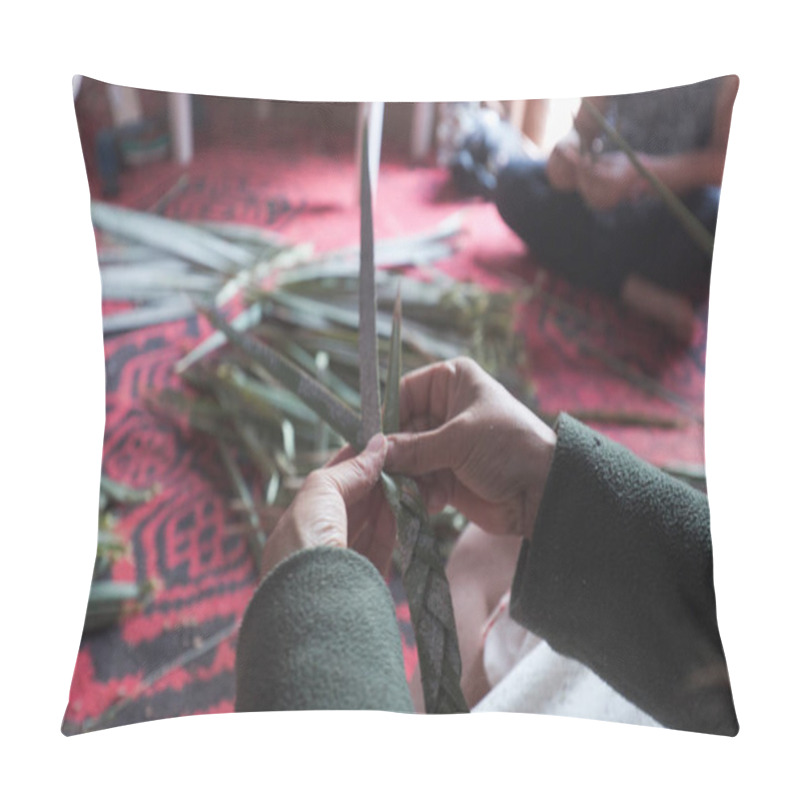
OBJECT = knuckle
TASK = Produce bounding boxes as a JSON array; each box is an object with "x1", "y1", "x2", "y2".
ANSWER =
[
  {"x1": 308, "y1": 518, "x2": 343, "y2": 548},
  {"x1": 407, "y1": 436, "x2": 425, "y2": 472},
  {"x1": 303, "y1": 470, "x2": 333, "y2": 495},
  {"x1": 343, "y1": 458, "x2": 369, "y2": 487}
]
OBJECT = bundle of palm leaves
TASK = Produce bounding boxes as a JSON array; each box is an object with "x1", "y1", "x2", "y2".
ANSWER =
[{"x1": 92, "y1": 197, "x2": 533, "y2": 568}]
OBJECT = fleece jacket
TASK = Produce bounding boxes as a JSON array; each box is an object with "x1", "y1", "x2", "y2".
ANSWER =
[
  {"x1": 235, "y1": 546, "x2": 414, "y2": 713},
  {"x1": 510, "y1": 414, "x2": 738, "y2": 735}
]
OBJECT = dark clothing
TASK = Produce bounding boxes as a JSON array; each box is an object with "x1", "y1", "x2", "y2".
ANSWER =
[
  {"x1": 236, "y1": 415, "x2": 738, "y2": 736},
  {"x1": 511, "y1": 414, "x2": 737, "y2": 736},
  {"x1": 494, "y1": 78, "x2": 725, "y2": 298},
  {"x1": 235, "y1": 546, "x2": 414, "y2": 713},
  {"x1": 601, "y1": 79, "x2": 721, "y2": 155},
  {"x1": 495, "y1": 161, "x2": 719, "y2": 297}
]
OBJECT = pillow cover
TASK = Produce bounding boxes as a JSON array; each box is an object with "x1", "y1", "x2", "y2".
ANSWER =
[{"x1": 63, "y1": 75, "x2": 738, "y2": 736}]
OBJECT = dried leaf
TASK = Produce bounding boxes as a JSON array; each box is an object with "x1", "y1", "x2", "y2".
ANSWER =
[
  {"x1": 351, "y1": 127, "x2": 468, "y2": 711},
  {"x1": 284, "y1": 341, "x2": 362, "y2": 410},
  {"x1": 382, "y1": 286, "x2": 402, "y2": 435},
  {"x1": 91, "y1": 201, "x2": 256, "y2": 272},
  {"x1": 266, "y1": 472, "x2": 281, "y2": 505},
  {"x1": 218, "y1": 441, "x2": 266, "y2": 569},
  {"x1": 100, "y1": 269, "x2": 220, "y2": 301},
  {"x1": 216, "y1": 363, "x2": 319, "y2": 426},
  {"x1": 175, "y1": 303, "x2": 263, "y2": 374},
  {"x1": 215, "y1": 243, "x2": 315, "y2": 307},
  {"x1": 199, "y1": 305, "x2": 361, "y2": 446},
  {"x1": 99, "y1": 258, "x2": 193, "y2": 274},
  {"x1": 281, "y1": 419, "x2": 296, "y2": 462},
  {"x1": 103, "y1": 299, "x2": 197, "y2": 333},
  {"x1": 100, "y1": 475, "x2": 158, "y2": 505},
  {"x1": 88, "y1": 580, "x2": 142, "y2": 604},
  {"x1": 97, "y1": 244, "x2": 164, "y2": 264},
  {"x1": 271, "y1": 213, "x2": 460, "y2": 285},
  {"x1": 84, "y1": 580, "x2": 151, "y2": 634},
  {"x1": 194, "y1": 220, "x2": 285, "y2": 250},
  {"x1": 233, "y1": 420, "x2": 281, "y2": 485},
  {"x1": 358, "y1": 124, "x2": 382, "y2": 448}
]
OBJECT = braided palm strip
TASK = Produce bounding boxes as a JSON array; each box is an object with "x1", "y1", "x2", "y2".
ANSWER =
[{"x1": 384, "y1": 473, "x2": 469, "y2": 714}]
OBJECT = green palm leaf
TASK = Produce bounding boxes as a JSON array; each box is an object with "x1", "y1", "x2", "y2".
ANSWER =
[{"x1": 357, "y1": 125, "x2": 468, "y2": 713}]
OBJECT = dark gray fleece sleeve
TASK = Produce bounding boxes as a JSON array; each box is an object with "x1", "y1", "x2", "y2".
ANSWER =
[
  {"x1": 510, "y1": 414, "x2": 738, "y2": 735},
  {"x1": 235, "y1": 547, "x2": 413, "y2": 713}
]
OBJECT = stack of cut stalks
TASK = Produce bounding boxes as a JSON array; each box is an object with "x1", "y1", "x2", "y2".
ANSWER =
[{"x1": 92, "y1": 201, "x2": 532, "y2": 574}]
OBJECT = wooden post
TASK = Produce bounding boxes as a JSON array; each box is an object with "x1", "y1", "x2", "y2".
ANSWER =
[
  {"x1": 522, "y1": 98, "x2": 549, "y2": 147},
  {"x1": 168, "y1": 92, "x2": 193, "y2": 165},
  {"x1": 106, "y1": 85, "x2": 143, "y2": 127},
  {"x1": 411, "y1": 102, "x2": 437, "y2": 162}
]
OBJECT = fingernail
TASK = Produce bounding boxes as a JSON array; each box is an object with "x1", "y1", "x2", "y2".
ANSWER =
[{"x1": 365, "y1": 433, "x2": 385, "y2": 454}]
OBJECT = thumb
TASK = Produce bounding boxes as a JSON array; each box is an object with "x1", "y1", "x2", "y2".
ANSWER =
[{"x1": 321, "y1": 433, "x2": 387, "y2": 505}]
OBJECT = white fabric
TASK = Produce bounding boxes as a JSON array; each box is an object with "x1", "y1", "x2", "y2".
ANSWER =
[{"x1": 473, "y1": 592, "x2": 660, "y2": 727}]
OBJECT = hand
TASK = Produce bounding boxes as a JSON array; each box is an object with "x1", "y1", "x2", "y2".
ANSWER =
[
  {"x1": 575, "y1": 151, "x2": 648, "y2": 210},
  {"x1": 260, "y1": 434, "x2": 396, "y2": 579},
  {"x1": 546, "y1": 97, "x2": 607, "y2": 192},
  {"x1": 384, "y1": 357, "x2": 557, "y2": 539},
  {"x1": 545, "y1": 133, "x2": 581, "y2": 192}
]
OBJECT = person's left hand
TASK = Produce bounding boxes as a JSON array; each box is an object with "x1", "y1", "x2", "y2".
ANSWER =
[
  {"x1": 259, "y1": 434, "x2": 396, "y2": 579},
  {"x1": 575, "y1": 151, "x2": 648, "y2": 210}
]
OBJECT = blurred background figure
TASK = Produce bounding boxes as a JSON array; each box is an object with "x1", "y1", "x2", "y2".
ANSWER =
[{"x1": 444, "y1": 78, "x2": 739, "y2": 343}]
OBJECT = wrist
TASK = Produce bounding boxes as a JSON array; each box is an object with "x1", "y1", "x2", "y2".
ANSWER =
[
  {"x1": 259, "y1": 519, "x2": 303, "y2": 578},
  {"x1": 520, "y1": 415, "x2": 557, "y2": 539}
]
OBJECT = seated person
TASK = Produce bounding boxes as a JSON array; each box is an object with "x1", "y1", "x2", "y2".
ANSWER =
[
  {"x1": 493, "y1": 77, "x2": 739, "y2": 341},
  {"x1": 235, "y1": 358, "x2": 738, "y2": 736}
]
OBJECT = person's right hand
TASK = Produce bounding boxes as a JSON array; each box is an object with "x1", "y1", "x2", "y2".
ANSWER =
[
  {"x1": 384, "y1": 358, "x2": 557, "y2": 539},
  {"x1": 574, "y1": 150, "x2": 648, "y2": 211}
]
